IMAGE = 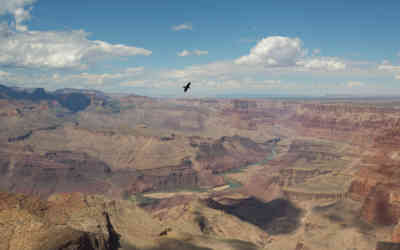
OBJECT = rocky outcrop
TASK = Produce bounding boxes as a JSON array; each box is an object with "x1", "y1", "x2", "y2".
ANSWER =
[
  {"x1": 349, "y1": 153, "x2": 400, "y2": 225},
  {"x1": 285, "y1": 103, "x2": 400, "y2": 146},
  {"x1": 294, "y1": 241, "x2": 309, "y2": 250},
  {"x1": 393, "y1": 223, "x2": 400, "y2": 243},
  {"x1": 196, "y1": 135, "x2": 274, "y2": 174},
  {"x1": 128, "y1": 162, "x2": 199, "y2": 193},
  {"x1": 283, "y1": 188, "x2": 348, "y2": 202},
  {"x1": 0, "y1": 150, "x2": 113, "y2": 198},
  {"x1": 278, "y1": 168, "x2": 332, "y2": 187},
  {"x1": 0, "y1": 192, "x2": 119, "y2": 250},
  {"x1": 360, "y1": 184, "x2": 400, "y2": 225}
]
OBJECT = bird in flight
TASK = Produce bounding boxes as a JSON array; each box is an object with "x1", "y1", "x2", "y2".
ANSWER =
[{"x1": 183, "y1": 82, "x2": 191, "y2": 93}]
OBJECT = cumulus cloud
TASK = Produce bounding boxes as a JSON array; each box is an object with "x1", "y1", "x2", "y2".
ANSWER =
[
  {"x1": 13, "y1": 7, "x2": 32, "y2": 31},
  {"x1": 235, "y1": 36, "x2": 346, "y2": 71},
  {"x1": 235, "y1": 36, "x2": 306, "y2": 66},
  {"x1": 0, "y1": 26, "x2": 152, "y2": 69},
  {"x1": 177, "y1": 49, "x2": 208, "y2": 57},
  {"x1": 0, "y1": 0, "x2": 36, "y2": 31},
  {"x1": 171, "y1": 23, "x2": 192, "y2": 31}
]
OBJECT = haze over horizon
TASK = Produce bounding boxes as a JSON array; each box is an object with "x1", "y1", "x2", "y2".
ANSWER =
[{"x1": 0, "y1": 0, "x2": 399, "y2": 98}]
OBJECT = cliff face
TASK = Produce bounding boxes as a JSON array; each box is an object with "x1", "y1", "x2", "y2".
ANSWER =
[
  {"x1": 1, "y1": 191, "x2": 274, "y2": 250},
  {"x1": 127, "y1": 161, "x2": 200, "y2": 194},
  {"x1": 273, "y1": 103, "x2": 400, "y2": 217},
  {"x1": 0, "y1": 150, "x2": 113, "y2": 199},
  {"x1": 284, "y1": 103, "x2": 400, "y2": 146},
  {"x1": 0, "y1": 192, "x2": 118, "y2": 250},
  {"x1": 392, "y1": 222, "x2": 400, "y2": 242},
  {"x1": 346, "y1": 150, "x2": 400, "y2": 226},
  {"x1": 127, "y1": 135, "x2": 273, "y2": 193},
  {"x1": 360, "y1": 184, "x2": 400, "y2": 225},
  {"x1": 195, "y1": 135, "x2": 274, "y2": 174}
]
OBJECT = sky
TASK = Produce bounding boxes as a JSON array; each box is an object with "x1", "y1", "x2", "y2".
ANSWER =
[{"x1": 0, "y1": 0, "x2": 399, "y2": 98}]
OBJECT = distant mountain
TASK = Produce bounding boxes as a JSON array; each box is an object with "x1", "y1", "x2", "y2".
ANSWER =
[
  {"x1": 0, "y1": 84, "x2": 91, "y2": 112},
  {"x1": 54, "y1": 88, "x2": 110, "y2": 100}
]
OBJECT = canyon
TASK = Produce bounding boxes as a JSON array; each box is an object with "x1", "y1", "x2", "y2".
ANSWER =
[{"x1": 1, "y1": 86, "x2": 400, "y2": 249}]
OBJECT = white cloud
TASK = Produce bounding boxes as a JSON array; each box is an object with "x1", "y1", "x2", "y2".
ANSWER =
[
  {"x1": 396, "y1": 74, "x2": 400, "y2": 80},
  {"x1": 235, "y1": 36, "x2": 306, "y2": 66},
  {"x1": 0, "y1": 0, "x2": 35, "y2": 31},
  {"x1": 235, "y1": 36, "x2": 346, "y2": 71},
  {"x1": 171, "y1": 23, "x2": 192, "y2": 31},
  {"x1": 0, "y1": 0, "x2": 35, "y2": 15},
  {"x1": 177, "y1": 50, "x2": 190, "y2": 57},
  {"x1": 296, "y1": 57, "x2": 346, "y2": 71},
  {"x1": 346, "y1": 81, "x2": 365, "y2": 88},
  {"x1": 177, "y1": 49, "x2": 208, "y2": 57},
  {"x1": 13, "y1": 7, "x2": 32, "y2": 31},
  {"x1": 0, "y1": 26, "x2": 152, "y2": 69}
]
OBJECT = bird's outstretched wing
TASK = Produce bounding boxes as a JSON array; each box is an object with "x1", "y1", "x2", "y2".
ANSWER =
[{"x1": 183, "y1": 82, "x2": 191, "y2": 92}]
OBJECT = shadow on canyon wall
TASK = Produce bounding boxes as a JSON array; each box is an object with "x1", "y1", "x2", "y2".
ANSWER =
[{"x1": 205, "y1": 197, "x2": 302, "y2": 235}]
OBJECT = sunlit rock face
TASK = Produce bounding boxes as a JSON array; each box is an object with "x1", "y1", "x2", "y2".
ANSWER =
[
  {"x1": 360, "y1": 184, "x2": 400, "y2": 225},
  {"x1": 286, "y1": 103, "x2": 400, "y2": 145},
  {"x1": 0, "y1": 192, "x2": 118, "y2": 250},
  {"x1": 0, "y1": 150, "x2": 113, "y2": 199}
]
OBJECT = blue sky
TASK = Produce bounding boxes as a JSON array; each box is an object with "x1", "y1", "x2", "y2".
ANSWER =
[{"x1": 0, "y1": 0, "x2": 399, "y2": 97}]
